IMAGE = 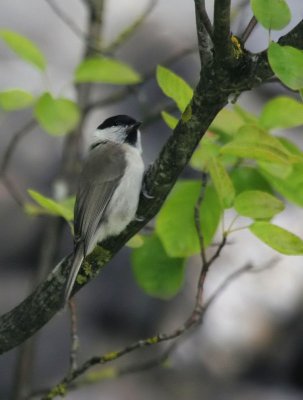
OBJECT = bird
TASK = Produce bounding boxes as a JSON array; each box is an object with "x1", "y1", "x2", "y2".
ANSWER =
[{"x1": 63, "y1": 115, "x2": 145, "y2": 304}]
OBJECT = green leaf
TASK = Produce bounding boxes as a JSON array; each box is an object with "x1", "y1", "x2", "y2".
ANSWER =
[
  {"x1": 190, "y1": 135, "x2": 220, "y2": 171},
  {"x1": 34, "y1": 93, "x2": 80, "y2": 136},
  {"x1": 156, "y1": 65, "x2": 193, "y2": 112},
  {"x1": 0, "y1": 29, "x2": 46, "y2": 70},
  {"x1": 233, "y1": 124, "x2": 287, "y2": 150},
  {"x1": 233, "y1": 105, "x2": 259, "y2": 125},
  {"x1": 258, "y1": 161, "x2": 293, "y2": 179},
  {"x1": 251, "y1": 0, "x2": 291, "y2": 30},
  {"x1": 221, "y1": 124, "x2": 298, "y2": 165},
  {"x1": 279, "y1": 137, "x2": 303, "y2": 156},
  {"x1": 131, "y1": 235, "x2": 185, "y2": 299},
  {"x1": 260, "y1": 163, "x2": 303, "y2": 206},
  {"x1": 27, "y1": 190, "x2": 75, "y2": 221},
  {"x1": 221, "y1": 142, "x2": 291, "y2": 164},
  {"x1": 209, "y1": 108, "x2": 244, "y2": 139},
  {"x1": 75, "y1": 57, "x2": 141, "y2": 84},
  {"x1": 268, "y1": 43, "x2": 303, "y2": 90},
  {"x1": 0, "y1": 89, "x2": 34, "y2": 110},
  {"x1": 231, "y1": 167, "x2": 273, "y2": 194},
  {"x1": 250, "y1": 222, "x2": 303, "y2": 255},
  {"x1": 259, "y1": 138, "x2": 303, "y2": 206},
  {"x1": 207, "y1": 157, "x2": 235, "y2": 208},
  {"x1": 234, "y1": 190, "x2": 284, "y2": 219},
  {"x1": 161, "y1": 111, "x2": 178, "y2": 129},
  {"x1": 260, "y1": 96, "x2": 303, "y2": 129},
  {"x1": 156, "y1": 181, "x2": 222, "y2": 258}
]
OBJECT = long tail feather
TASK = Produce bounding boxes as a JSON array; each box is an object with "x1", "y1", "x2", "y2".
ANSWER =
[{"x1": 63, "y1": 243, "x2": 84, "y2": 304}]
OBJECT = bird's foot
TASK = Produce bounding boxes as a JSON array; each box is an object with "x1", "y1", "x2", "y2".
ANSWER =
[{"x1": 142, "y1": 183, "x2": 155, "y2": 200}]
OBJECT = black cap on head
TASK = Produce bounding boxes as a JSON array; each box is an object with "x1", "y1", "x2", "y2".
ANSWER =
[{"x1": 97, "y1": 115, "x2": 138, "y2": 130}]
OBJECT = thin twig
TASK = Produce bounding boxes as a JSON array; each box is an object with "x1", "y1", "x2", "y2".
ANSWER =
[
  {"x1": 27, "y1": 256, "x2": 277, "y2": 400},
  {"x1": 0, "y1": 175, "x2": 24, "y2": 207},
  {"x1": 44, "y1": 0, "x2": 88, "y2": 41},
  {"x1": 194, "y1": 173, "x2": 208, "y2": 270},
  {"x1": 194, "y1": 0, "x2": 213, "y2": 66},
  {"x1": 204, "y1": 257, "x2": 279, "y2": 310},
  {"x1": 0, "y1": 119, "x2": 36, "y2": 173},
  {"x1": 68, "y1": 299, "x2": 79, "y2": 374},
  {"x1": 241, "y1": 16, "x2": 258, "y2": 44},
  {"x1": 42, "y1": 182, "x2": 228, "y2": 398},
  {"x1": 0, "y1": 119, "x2": 36, "y2": 206},
  {"x1": 105, "y1": 0, "x2": 158, "y2": 53},
  {"x1": 195, "y1": 0, "x2": 213, "y2": 39},
  {"x1": 204, "y1": 263, "x2": 253, "y2": 310}
]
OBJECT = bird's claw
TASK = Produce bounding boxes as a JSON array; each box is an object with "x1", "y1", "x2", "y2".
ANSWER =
[
  {"x1": 142, "y1": 183, "x2": 155, "y2": 200},
  {"x1": 135, "y1": 215, "x2": 145, "y2": 222}
]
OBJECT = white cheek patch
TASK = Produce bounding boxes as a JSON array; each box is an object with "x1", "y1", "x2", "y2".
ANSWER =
[{"x1": 92, "y1": 126, "x2": 126, "y2": 144}]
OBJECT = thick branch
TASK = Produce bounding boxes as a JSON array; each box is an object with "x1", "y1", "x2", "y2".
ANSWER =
[
  {"x1": 1, "y1": 16, "x2": 303, "y2": 356},
  {"x1": 213, "y1": 0, "x2": 232, "y2": 63}
]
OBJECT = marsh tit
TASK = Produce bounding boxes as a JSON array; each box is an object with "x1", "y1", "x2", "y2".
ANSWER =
[{"x1": 63, "y1": 115, "x2": 144, "y2": 303}]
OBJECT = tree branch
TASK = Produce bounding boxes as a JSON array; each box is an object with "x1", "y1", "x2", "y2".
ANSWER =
[
  {"x1": 105, "y1": 0, "x2": 157, "y2": 53},
  {"x1": 44, "y1": 0, "x2": 87, "y2": 42},
  {"x1": 1, "y1": 15, "x2": 303, "y2": 356},
  {"x1": 241, "y1": 16, "x2": 257, "y2": 44},
  {"x1": 26, "y1": 258, "x2": 279, "y2": 398},
  {"x1": 213, "y1": 0, "x2": 232, "y2": 63},
  {"x1": 0, "y1": 119, "x2": 36, "y2": 206},
  {"x1": 194, "y1": 0, "x2": 213, "y2": 66}
]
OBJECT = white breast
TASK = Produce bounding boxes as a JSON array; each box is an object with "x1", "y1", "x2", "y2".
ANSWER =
[{"x1": 93, "y1": 144, "x2": 144, "y2": 248}]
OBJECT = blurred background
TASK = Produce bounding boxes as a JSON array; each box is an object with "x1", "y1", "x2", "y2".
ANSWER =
[{"x1": 1, "y1": 0, "x2": 303, "y2": 399}]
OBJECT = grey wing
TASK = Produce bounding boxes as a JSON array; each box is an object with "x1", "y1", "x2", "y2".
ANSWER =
[{"x1": 74, "y1": 142, "x2": 126, "y2": 254}]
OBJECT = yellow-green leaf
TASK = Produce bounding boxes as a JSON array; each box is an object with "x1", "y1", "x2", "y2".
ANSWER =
[
  {"x1": 161, "y1": 111, "x2": 178, "y2": 129},
  {"x1": 209, "y1": 108, "x2": 244, "y2": 137},
  {"x1": 234, "y1": 190, "x2": 284, "y2": 219},
  {"x1": 0, "y1": 89, "x2": 34, "y2": 110},
  {"x1": 231, "y1": 167, "x2": 273, "y2": 194},
  {"x1": 0, "y1": 29, "x2": 46, "y2": 70},
  {"x1": 250, "y1": 222, "x2": 303, "y2": 255},
  {"x1": 156, "y1": 181, "x2": 222, "y2": 258},
  {"x1": 221, "y1": 142, "x2": 291, "y2": 164},
  {"x1": 207, "y1": 157, "x2": 235, "y2": 208},
  {"x1": 132, "y1": 235, "x2": 185, "y2": 299},
  {"x1": 156, "y1": 65, "x2": 193, "y2": 112},
  {"x1": 27, "y1": 190, "x2": 75, "y2": 221},
  {"x1": 75, "y1": 57, "x2": 141, "y2": 84},
  {"x1": 190, "y1": 135, "x2": 220, "y2": 171},
  {"x1": 221, "y1": 124, "x2": 299, "y2": 165},
  {"x1": 260, "y1": 96, "x2": 303, "y2": 130},
  {"x1": 251, "y1": 0, "x2": 291, "y2": 30},
  {"x1": 34, "y1": 93, "x2": 80, "y2": 136},
  {"x1": 268, "y1": 43, "x2": 303, "y2": 90}
]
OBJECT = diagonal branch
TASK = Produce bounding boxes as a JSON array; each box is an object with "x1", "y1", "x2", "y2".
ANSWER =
[
  {"x1": 44, "y1": 0, "x2": 87, "y2": 41},
  {"x1": 105, "y1": 0, "x2": 158, "y2": 53},
  {"x1": 241, "y1": 15, "x2": 258, "y2": 44},
  {"x1": 0, "y1": 15, "x2": 303, "y2": 357},
  {"x1": 0, "y1": 78, "x2": 229, "y2": 355}
]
